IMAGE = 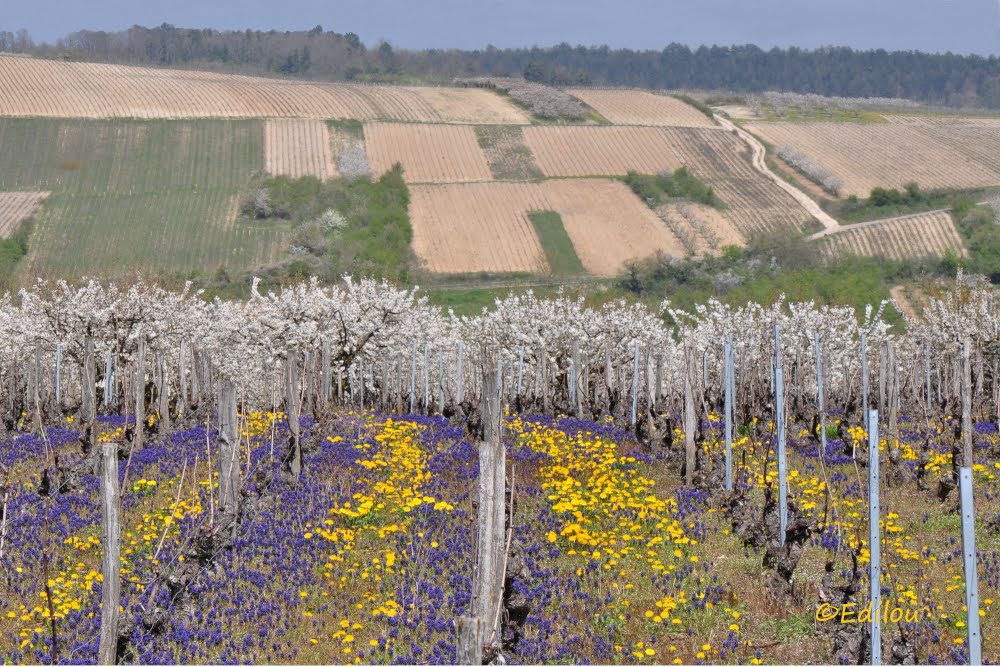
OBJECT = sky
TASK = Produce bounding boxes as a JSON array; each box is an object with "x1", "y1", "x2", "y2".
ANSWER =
[{"x1": 4, "y1": 0, "x2": 1000, "y2": 56}]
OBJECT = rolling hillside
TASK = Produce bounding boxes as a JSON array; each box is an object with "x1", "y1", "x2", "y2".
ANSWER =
[{"x1": 0, "y1": 54, "x2": 983, "y2": 285}]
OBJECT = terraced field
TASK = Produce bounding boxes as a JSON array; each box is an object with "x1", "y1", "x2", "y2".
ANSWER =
[
  {"x1": 819, "y1": 210, "x2": 966, "y2": 261},
  {"x1": 0, "y1": 55, "x2": 529, "y2": 124},
  {"x1": 746, "y1": 120, "x2": 1000, "y2": 196}
]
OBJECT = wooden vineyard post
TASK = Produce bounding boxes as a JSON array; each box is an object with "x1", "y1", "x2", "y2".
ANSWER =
[
  {"x1": 456, "y1": 615, "x2": 485, "y2": 665},
  {"x1": 456, "y1": 342, "x2": 464, "y2": 404},
  {"x1": 54, "y1": 343, "x2": 61, "y2": 406},
  {"x1": 285, "y1": 352, "x2": 302, "y2": 481},
  {"x1": 868, "y1": 408, "x2": 882, "y2": 665},
  {"x1": 569, "y1": 340, "x2": 580, "y2": 417},
  {"x1": 960, "y1": 339, "x2": 983, "y2": 664},
  {"x1": 83, "y1": 337, "x2": 96, "y2": 451},
  {"x1": 474, "y1": 355, "x2": 506, "y2": 657},
  {"x1": 724, "y1": 334, "x2": 734, "y2": 491},
  {"x1": 815, "y1": 332, "x2": 826, "y2": 458},
  {"x1": 156, "y1": 349, "x2": 170, "y2": 432},
  {"x1": 516, "y1": 347, "x2": 524, "y2": 399},
  {"x1": 103, "y1": 350, "x2": 112, "y2": 407},
  {"x1": 571, "y1": 340, "x2": 581, "y2": 417},
  {"x1": 631, "y1": 341, "x2": 639, "y2": 426},
  {"x1": 134, "y1": 339, "x2": 145, "y2": 449},
  {"x1": 860, "y1": 332, "x2": 868, "y2": 454},
  {"x1": 409, "y1": 344, "x2": 417, "y2": 414},
  {"x1": 348, "y1": 364, "x2": 355, "y2": 405},
  {"x1": 321, "y1": 340, "x2": 331, "y2": 407},
  {"x1": 360, "y1": 359, "x2": 365, "y2": 413},
  {"x1": 217, "y1": 378, "x2": 239, "y2": 517},
  {"x1": 925, "y1": 340, "x2": 932, "y2": 415},
  {"x1": 97, "y1": 443, "x2": 121, "y2": 665},
  {"x1": 438, "y1": 349, "x2": 445, "y2": 410},
  {"x1": 684, "y1": 342, "x2": 696, "y2": 486},
  {"x1": 423, "y1": 345, "x2": 429, "y2": 413}
]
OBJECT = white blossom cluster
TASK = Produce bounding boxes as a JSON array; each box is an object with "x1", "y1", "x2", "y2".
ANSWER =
[{"x1": 3, "y1": 274, "x2": 996, "y2": 411}]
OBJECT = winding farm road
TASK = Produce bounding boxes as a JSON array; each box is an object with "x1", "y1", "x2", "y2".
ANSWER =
[{"x1": 713, "y1": 114, "x2": 841, "y2": 232}]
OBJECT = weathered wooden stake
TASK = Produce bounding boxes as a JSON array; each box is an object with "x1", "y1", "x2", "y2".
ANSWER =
[
  {"x1": 474, "y1": 355, "x2": 506, "y2": 654},
  {"x1": 631, "y1": 341, "x2": 640, "y2": 425},
  {"x1": 97, "y1": 443, "x2": 121, "y2": 665},
  {"x1": 456, "y1": 342, "x2": 464, "y2": 403},
  {"x1": 456, "y1": 616, "x2": 485, "y2": 665},
  {"x1": 815, "y1": 332, "x2": 826, "y2": 457},
  {"x1": 217, "y1": 378, "x2": 240, "y2": 516}
]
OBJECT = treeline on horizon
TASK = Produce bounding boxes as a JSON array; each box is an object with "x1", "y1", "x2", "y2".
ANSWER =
[{"x1": 2, "y1": 23, "x2": 999, "y2": 108}]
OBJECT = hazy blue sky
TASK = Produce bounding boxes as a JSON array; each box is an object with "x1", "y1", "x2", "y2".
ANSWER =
[{"x1": 5, "y1": 0, "x2": 1000, "y2": 55}]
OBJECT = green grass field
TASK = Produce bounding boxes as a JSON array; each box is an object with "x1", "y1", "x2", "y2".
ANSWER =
[
  {"x1": 528, "y1": 210, "x2": 586, "y2": 276},
  {"x1": 0, "y1": 118, "x2": 284, "y2": 279}
]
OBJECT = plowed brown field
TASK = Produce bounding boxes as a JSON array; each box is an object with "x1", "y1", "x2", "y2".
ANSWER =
[
  {"x1": 409, "y1": 180, "x2": 684, "y2": 275},
  {"x1": 0, "y1": 56, "x2": 529, "y2": 123},
  {"x1": 264, "y1": 120, "x2": 337, "y2": 180},
  {"x1": 0, "y1": 191, "x2": 47, "y2": 237},
  {"x1": 566, "y1": 89, "x2": 718, "y2": 128},
  {"x1": 365, "y1": 123, "x2": 492, "y2": 183},
  {"x1": 820, "y1": 211, "x2": 966, "y2": 261},
  {"x1": 746, "y1": 120, "x2": 1000, "y2": 197},
  {"x1": 523, "y1": 126, "x2": 684, "y2": 177}
]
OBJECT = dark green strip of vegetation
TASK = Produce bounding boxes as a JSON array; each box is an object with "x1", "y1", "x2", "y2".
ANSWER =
[
  {"x1": 614, "y1": 229, "x2": 965, "y2": 329},
  {"x1": 822, "y1": 182, "x2": 999, "y2": 224},
  {"x1": 528, "y1": 210, "x2": 586, "y2": 276},
  {"x1": 622, "y1": 168, "x2": 722, "y2": 209},
  {"x1": 0, "y1": 217, "x2": 33, "y2": 291}
]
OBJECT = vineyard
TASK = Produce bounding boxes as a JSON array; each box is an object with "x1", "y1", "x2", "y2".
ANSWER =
[
  {"x1": 566, "y1": 88, "x2": 719, "y2": 128},
  {"x1": 364, "y1": 123, "x2": 493, "y2": 183},
  {"x1": 264, "y1": 120, "x2": 337, "y2": 181},
  {"x1": 408, "y1": 180, "x2": 683, "y2": 275},
  {"x1": 745, "y1": 120, "x2": 1000, "y2": 197},
  {"x1": 654, "y1": 201, "x2": 744, "y2": 255},
  {"x1": 522, "y1": 126, "x2": 685, "y2": 177},
  {"x1": 818, "y1": 211, "x2": 967, "y2": 262},
  {"x1": 0, "y1": 56, "x2": 529, "y2": 124},
  {"x1": 0, "y1": 118, "x2": 284, "y2": 278},
  {"x1": 0, "y1": 192, "x2": 46, "y2": 237},
  {"x1": 0, "y1": 277, "x2": 998, "y2": 665}
]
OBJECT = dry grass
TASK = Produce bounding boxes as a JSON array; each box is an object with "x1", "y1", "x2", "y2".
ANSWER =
[
  {"x1": 523, "y1": 126, "x2": 684, "y2": 177},
  {"x1": 364, "y1": 123, "x2": 492, "y2": 183},
  {"x1": 0, "y1": 191, "x2": 46, "y2": 237},
  {"x1": 820, "y1": 211, "x2": 967, "y2": 261},
  {"x1": 0, "y1": 56, "x2": 528, "y2": 123},
  {"x1": 409, "y1": 179, "x2": 684, "y2": 275},
  {"x1": 747, "y1": 120, "x2": 1000, "y2": 197},
  {"x1": 567, "y1": 88, "x2": 718, "y2": 128},
  {"x1": 264, "y1": 120, "x2": 337, "y2": 180}
]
